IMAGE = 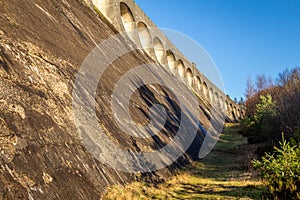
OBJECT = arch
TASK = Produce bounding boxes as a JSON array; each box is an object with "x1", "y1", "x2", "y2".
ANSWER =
[
  {"x1": 186, "y1": 68, "x2": 193, "y2": 87},
  {"x1": 230, "y1": 103, "x2": 235, "y2": 119},
  {"x1": 233, "y1": 106, "x2": 237, "y2": 119},
  {"x1": 177, "y1": 60, "x2": 185, "y2": 79},
  {"x1": 153, "y1": 37, "x2": 166, "y2": 66},
  {"x1": 137, "y1": 22, "x2": 152, "y2": 55},
  {"x1": 203, "y1": 82, "x2": 208, "y2": 99},
  {"x1": 220, "y1": 96, "x2": 224, "y2": 109},
  {"x1": 225, "y1": 100, "x2": 229, "y2": 113},
  {"x1": 209, "y1": 88, "x2": 214, "y2": 103},
  {"x1": 120, "y1": 3, "x2": 135, "y2": 41},
  {"x1": 194, "y1": 76, "x2": 202, "y2": 91},
  {"x1": 166, "y1": 50, "x2": 176, "y2": 73},
  {"x1": 215, "y1": 92, "x2": 219, "y2": 106}
]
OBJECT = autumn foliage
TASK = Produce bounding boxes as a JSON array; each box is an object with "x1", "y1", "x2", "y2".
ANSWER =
[
  {"x1": 241, "y1": 67, "x2": 300, "y2": 199},
  {"x1": 241, "y1": 67, "x2": 300, "y2": 148}
]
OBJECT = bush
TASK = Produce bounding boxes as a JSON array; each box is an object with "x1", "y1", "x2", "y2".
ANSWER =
[
  {"x1": 252, "y1": 135, "x2": 300, "y2": 199},
  {"x1": 243, "y1": 67, "x2": 300, "y2": 146},
  {"x1": 240, "y1": 94, "x2": 279, "y2": 146}
]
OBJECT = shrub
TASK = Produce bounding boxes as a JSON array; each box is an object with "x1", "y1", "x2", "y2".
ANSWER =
[
  {"x1": 240, "y1": 94, "x2": 279, "y2": 146},
  {"x1": 243, "y1": 67, "x2": 300, "y2": 145},
  {"x1": 252, "y1": 135, "x2": 300, "y2": 199}
]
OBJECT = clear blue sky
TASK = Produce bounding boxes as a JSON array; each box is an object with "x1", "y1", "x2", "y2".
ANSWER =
[{"x1": 134, "y1": 0, "x2": 300, "y2": 100}]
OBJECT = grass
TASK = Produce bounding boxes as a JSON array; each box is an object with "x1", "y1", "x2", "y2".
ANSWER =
[{"x1": 102, "y1": 123, "x2": 267, "y2": 200}]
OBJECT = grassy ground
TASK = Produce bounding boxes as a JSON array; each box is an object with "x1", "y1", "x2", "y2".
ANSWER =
[{"x1": 102, "y1": 123, "x2": 267, "y2": 200}]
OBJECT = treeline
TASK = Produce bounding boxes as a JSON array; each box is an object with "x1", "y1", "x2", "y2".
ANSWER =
[
  {"x1": 241, "y1": 67, "x2": 300, "y2": 152},
  {"x1": 240, "y1": 67, "x2": 300, "y2": 199}
]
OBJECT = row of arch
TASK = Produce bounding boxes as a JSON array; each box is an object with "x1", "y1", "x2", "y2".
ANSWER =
[
  {"x1": 120, "y1": 2, "x2": 244, "y2": 120},
  {"x1": 120, "y1": 3, "x2": 197, "y2": 87}
]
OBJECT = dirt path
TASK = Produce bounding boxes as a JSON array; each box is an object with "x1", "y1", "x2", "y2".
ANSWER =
[{"x1": 103, "y1": 123, "x2": 266, "y2": 200}]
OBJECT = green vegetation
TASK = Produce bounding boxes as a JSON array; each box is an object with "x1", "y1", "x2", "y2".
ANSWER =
[
  {"x1": 240, "y1": 94, "x2": 278, "y2": 150},
  {"x1": 103, "y1": 124, "x2": 265, "y2": 200},
  {"x1": 241, "y1": 67, "x2": 300, "y2": 199},
  {"x1": 252, "y1": 135, "x2": 300, "y2": 199},
  {"x1": 242, "y1": 67, "x2": 300, "y2": 145}
]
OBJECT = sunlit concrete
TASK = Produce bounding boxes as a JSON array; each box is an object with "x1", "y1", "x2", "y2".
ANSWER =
[
  {"x1": 166, "y1": 50, "x2": 176, "y2": 74},
  {"x1": 186, "y1": 68, "x2": 193, "y2": 87},
  {"x1": 153, "y1": 37, "x2": 167, "y2": 66},
  {"x1": 177, "y1": 60, "x2": 185, "y2": 80}
]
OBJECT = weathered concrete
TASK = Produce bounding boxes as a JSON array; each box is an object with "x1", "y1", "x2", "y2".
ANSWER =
[
  {"x1": 0, "y1": 0, "x2": 245, "y2": 199},
  {"x1": 0, "y1": 0, "x2": 213, "y2": 199}
]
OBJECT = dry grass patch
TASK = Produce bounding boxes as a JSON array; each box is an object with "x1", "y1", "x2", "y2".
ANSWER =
[{"x1": 102, "y1": 124, "x2": 266, "y2": 200}]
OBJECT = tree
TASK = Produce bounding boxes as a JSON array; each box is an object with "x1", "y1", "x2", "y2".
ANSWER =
[
  {"x1": 242, "y1": 67, "x2": 300, "y2": 147},
  {"x1": 245, "y1": 76, "x2": 256, "y2": 99},
  {"x1": 267, "y1": 76, "x2": 274, "y2": 88},
  {"x1": 252, "y1": 135, "x2": 300, "y2": 200},
  {"x1": 254, "y1": 94, "x2": 276, "y2": 122},
  {"x1": 275, "y1": 67, "x2": 300, "y2": 138},
  {"x1": 256, "y1": 74, "x2": 268, "y2": 92},
  {"x1": 234, "y1": 97, "x2": 238, "y2": 103},
  {"x1": 238, "y1": 97, "x2": 245, "y2": 105}
]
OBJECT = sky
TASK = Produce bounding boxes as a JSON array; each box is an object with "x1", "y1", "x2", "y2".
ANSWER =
[{"x1": 134, "y1": 0, "x2": 300, "y2": 100}]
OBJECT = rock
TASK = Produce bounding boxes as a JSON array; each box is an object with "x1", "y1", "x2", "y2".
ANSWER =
[{"x1": 42, "y1": 173, "x2": 53, "y2": 184}]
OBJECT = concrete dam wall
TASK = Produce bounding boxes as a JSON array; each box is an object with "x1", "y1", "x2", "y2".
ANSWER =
[
  {"x1": 91, "y1": 0, "x2": 245, "y2": 121},
  {"x1": 0, "y1": 0, "x2": 244, "y2": 199}
]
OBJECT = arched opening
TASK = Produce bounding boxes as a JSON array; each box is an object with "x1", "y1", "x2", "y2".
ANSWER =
[
  {"x1": 220, "y1": 96, "x2": 224, "y2": 109},
  {"x1": 120, "y1": 3, "x2": 135, "y2": 41},
  {"x1": 166, "y1": 50, "x2": 176, "y2": 73},
  {"x1": 153, "y1": 37, "x2": 166, "y2": 66},
  {"x1": 209, "y1": 88, "x2": 214, "y2": 103},
  {"x1": 215, "y1": 92, "x2": 219, "y2": 106},
  {"x1": 233, "y1": 106, "x2": 237, "y2": 119},
  {"x1": 186, "y1": 68, "x2": 193, "y2": 87},
  {"x1": 137, "y1": 22, "x2": 152, "y2": 55},
  {"x1": 230, "y1": 104, "x2": 235, "y2": 119},
  {"x1": 177, "y1": 60, "x2": 185, "y2": 80},
  {"x1": 203, "y1": 82, "x2": 208, "y2": 99},
  {"x1": 225, "y1": 100, "x2": 229, "y2": 114},
  {"x1": 194, "y1": 76, "x2": 201, "y2": 91}
]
